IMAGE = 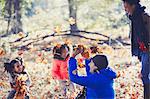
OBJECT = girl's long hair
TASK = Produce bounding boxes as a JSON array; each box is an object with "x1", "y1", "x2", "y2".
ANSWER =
[{"x1": 4, "y1": 57, "x2": 25, "y2": 73}]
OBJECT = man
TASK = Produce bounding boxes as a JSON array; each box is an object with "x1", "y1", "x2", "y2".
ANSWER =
[{"x1": 122, "y1": 0, "x2": 150, "y2": 99}]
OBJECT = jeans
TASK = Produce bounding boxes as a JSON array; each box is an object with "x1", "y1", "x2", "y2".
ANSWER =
[
  {"x1": 7, "y1": 90, "x2": 16, "y2": 99},
  {"x1": 7, "y1": 90, "x2": 29, "y2": 99},
  {"x1": 141, "y1": 52, "x2": 150, "y2": 99}
]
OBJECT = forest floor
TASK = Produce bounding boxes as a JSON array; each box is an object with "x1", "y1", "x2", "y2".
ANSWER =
[{"x1": 0, "y1": 32, "x2": 143, "y2": 99}]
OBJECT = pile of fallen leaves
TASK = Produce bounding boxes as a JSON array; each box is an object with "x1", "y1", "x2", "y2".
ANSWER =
[{"x1": 0, "y1": 40, "x2": 143, "y2": 99}]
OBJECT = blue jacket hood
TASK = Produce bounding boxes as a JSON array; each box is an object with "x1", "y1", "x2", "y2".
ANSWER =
[{"x1": 99, "y1": 67, "x2": 117, "y2": 79}]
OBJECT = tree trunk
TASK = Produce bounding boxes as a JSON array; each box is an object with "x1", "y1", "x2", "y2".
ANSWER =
[
  {"x1": 68, "y1": 0, "x2": 78, "y2": 34},
  {"x1": 4, "y1": 0, "x2": 23, "y2": 35},
  {"x1": 1, "y1": 0, "x2": 22, "y2": 37},
  {"x1": 4, "y1": 0, "x2": 12, "y2": 34},
  {"x1": 11, "y1": 0, "x2": 22, "y2": 34}
]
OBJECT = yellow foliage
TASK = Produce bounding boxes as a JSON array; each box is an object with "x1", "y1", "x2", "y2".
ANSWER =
[
  {"x1": 18, "y1": 32, "x2": 25, "y2": 38},
  {"x1": 68, "y1": 17, "x2": 76, "y2": 25},
  {"x1": 54, "y1": 26, "x2": 62, "y2": 34},
  {"x1": 17, "y1": 74, "x2": 28, "y2": 81},
  {"x1": 14, "y1": 74, "x2": 28, "y2": 99}
]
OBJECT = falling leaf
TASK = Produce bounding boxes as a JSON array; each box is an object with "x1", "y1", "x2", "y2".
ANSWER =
[
  {"x1": 68, "y1": 17, "x2": 76, "y2": 25},
  {"x1": 0, "y1": 48, "x2": 6, "y2": 57},
  {"x1": 18, "y1": 32, "x2": 25, "y2": 38},
  {"x1": 54, "y1": 26, "x2": 62, "y2": 34}
]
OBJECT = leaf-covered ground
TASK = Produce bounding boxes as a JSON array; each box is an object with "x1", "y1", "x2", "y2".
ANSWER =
[{"x1": 0, "y1": 35, "x2": 143, "y2": 99}]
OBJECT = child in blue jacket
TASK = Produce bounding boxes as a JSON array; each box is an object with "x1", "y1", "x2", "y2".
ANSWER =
[{"x1": 69, "y1": 49, "x2": 117, "y2": 99}]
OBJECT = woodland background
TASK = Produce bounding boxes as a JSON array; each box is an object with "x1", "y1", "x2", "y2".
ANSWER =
[{"x1": 0, "y1": 0, "x2": 150, "y2": 98}]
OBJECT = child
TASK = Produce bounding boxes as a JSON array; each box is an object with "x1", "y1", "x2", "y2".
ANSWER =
[
  {"x1": 51, "y1": 44, "x2": 74, "y2": 98},
  {"x1": 69, "y1": 48, "x2": 117, "y2": 99},
  {"x1": 52, "y1": 44, "x2": 70, "y2": 80},
  {"x1": 4, "y1": 57, "x2": 31, "y2": 99}
]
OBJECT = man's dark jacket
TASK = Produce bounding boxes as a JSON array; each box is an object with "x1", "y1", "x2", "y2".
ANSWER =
[{"x1": 129, "y1": 4, "x2": 150, "y2": 59}]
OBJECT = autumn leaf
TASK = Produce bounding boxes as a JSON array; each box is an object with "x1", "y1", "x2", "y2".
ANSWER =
[
  {"x1": 68, "y1": 17, "x2": 76, "y2": 25},
  {"x1": 42, "y1": 59, "x2": 48, "y2": 64},
  {"x1": 17, "y1": 74, "x2": 28, "y2": 81},
  {"x1": 115, "y1": 64, "x2": 120, "y2": 69},
  {"x1": 117, "y1": 71, "x2": 121, "y2": 78},
  {"x1": 35, "y1": 57, "x2": 43, "y2": 63},
  {"x1": 0, "y1": 48, "x2": 6, "y2": 57},
  {"x1": 18, "y1": 32, "x2": 25, "y2": 38},
  {"x1": 77, "y1": 58, "x2": 85, "y2": 68},
  {"x1": 54, "y1": 26, "x2": 62, "y2": 34},
  {"x1": 56, "y1": 44, "x2": 61, "y2": 48},
  {"x1": 64, "y1": 39, "x2": 72, "y2": 45}
]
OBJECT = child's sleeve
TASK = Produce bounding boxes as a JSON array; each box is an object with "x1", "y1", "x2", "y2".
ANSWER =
[
  {"x1": 24, "y1": 70, "x2": 31, "y2": 87},
  {"x1": 68, "y1": 57, "x2": 101, "y2": 88},
  {"x1": 8, "y1": 73, "x2": 16, "y2": 88},
  {"x1": 8, "y1": 73, "x2": 13, "y2": 83}
]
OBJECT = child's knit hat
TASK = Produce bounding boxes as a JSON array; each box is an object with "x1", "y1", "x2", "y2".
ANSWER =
[{"x1": 91, "y1": 55, "x2": 108, "y2": 70}]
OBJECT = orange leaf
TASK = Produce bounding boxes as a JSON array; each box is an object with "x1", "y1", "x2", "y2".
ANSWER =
[
  {"x1": 42, "y1": 59, "x2": 48, "y2": 64},
  {"x1": 0, "y1": 48, "x2": 6, "y2": 57}
]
